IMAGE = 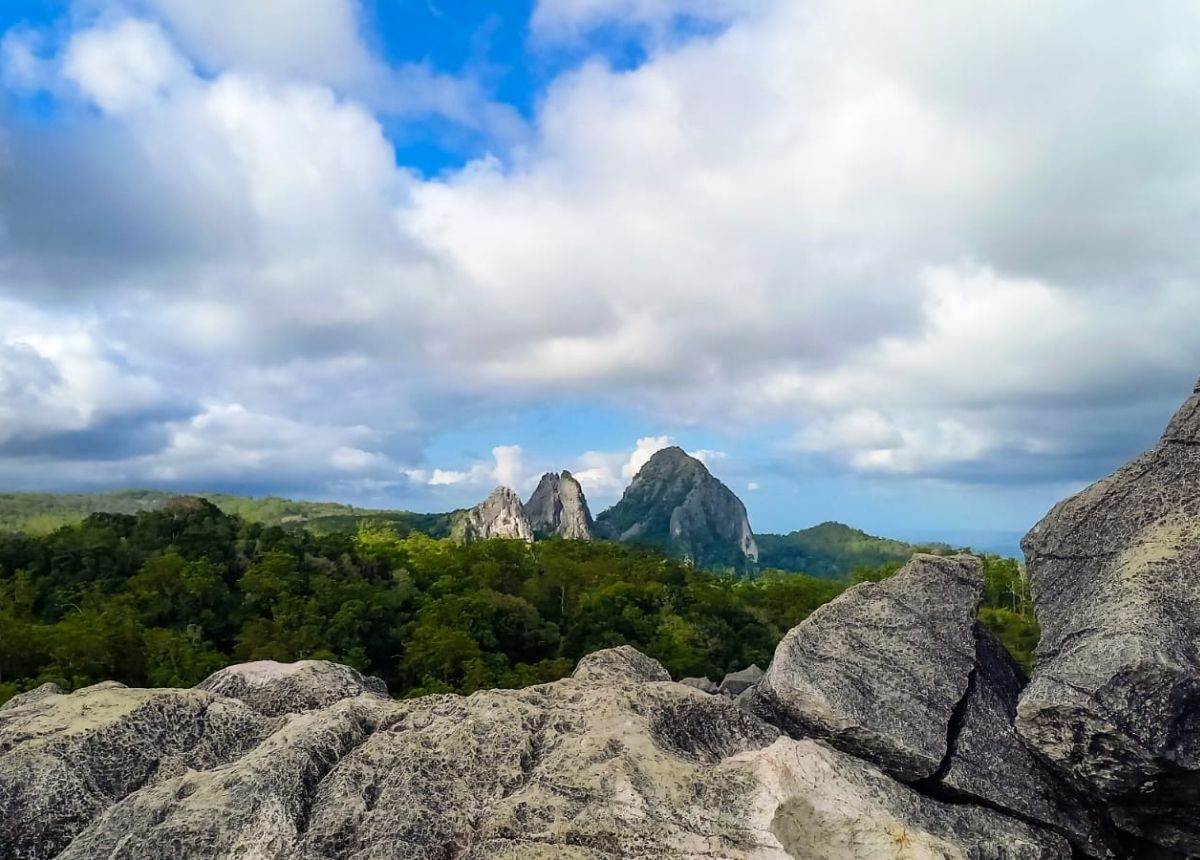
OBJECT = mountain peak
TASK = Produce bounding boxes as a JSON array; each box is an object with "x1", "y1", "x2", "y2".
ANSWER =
[
  {"x1": 525, "y1": 471, "x2": 595, "y2": 540},
  {"x1": 596, "y1": 447, "x2": 757, "y2": 569},
  {"x1": 453, "y1": 486, "x2": 534, "y2": 542}
]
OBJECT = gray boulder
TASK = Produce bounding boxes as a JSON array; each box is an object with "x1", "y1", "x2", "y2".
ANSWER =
[
  {"x1": 0, "y1": 649, "x2": 1071, "y2": 859},
  {"x1": 749, "y1": 554, "x2": 983, "y2": 781},
  {"x1": 718, "y1": 663, "x2": 764, "y2": 697},
  {"x1": 452, "y1": 486, "x2": 535, "y2": 542},
  {"x1": 1017, "y1": 376, "x2": 1200, "y2": 854},
  {"x1": 196, "y1": 659, "x2": 388, "y2": 717},
  {"x1": 525, "y1": 470, "x2": 595, "y2": 539},
  {"x1": 748, "y1": 553, "x2": 1115, "y2": 856},
  {"x1": 940, "y1": 629, "x2": 1117, "y2": 857},
  {"x1": 680, "y1": 676, "x2": 719, "y2": 694}
]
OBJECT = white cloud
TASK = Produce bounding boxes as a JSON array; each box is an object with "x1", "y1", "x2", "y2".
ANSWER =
[
  {"x1": 746, "y1": 481, "x2": 759, "y2": 491},
  {"x1": 5, "y1": 0, "x2": 1200, "y2": 502},
  {"x1": 137, "y1": 0, "x2": 373, "y2": 86},
  {"x1": 63, "y1": 19, "x2": 192, "y2": 114},
  {"x1": 144, "y1": 403, "x2": 385, "y2": 484}
]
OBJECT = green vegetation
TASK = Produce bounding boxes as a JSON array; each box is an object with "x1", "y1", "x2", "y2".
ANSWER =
[
  {"x1": 0, "y1": 496, "x2": 1039, "y2": 706},
  {"x1": 757, "y1": 521, "x2": 951, "y2": 579},
  {"x1": 0, "y1": 489, "x2": 458, "y2": 537},
  {"x1": 0, "y1": 500, "x2": 843, "y2": 704}
]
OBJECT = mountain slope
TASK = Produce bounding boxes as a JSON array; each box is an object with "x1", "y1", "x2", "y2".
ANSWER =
[{"x1": 595, "y1": 447, "x2": 758, "y2": 569}]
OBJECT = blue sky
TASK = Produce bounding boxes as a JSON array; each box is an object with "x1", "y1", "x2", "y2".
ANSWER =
[{"x1": 1, "y1": 0, "x2": 1198, "y2": 544}]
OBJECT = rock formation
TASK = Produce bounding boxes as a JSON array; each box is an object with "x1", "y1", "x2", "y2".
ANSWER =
[
  {"x1": 747, "y1": 553, "x2": 1116, "y2": 856},
  {"x1": 196, "y1": 660, "x2": 388, "y2": 717},
  {"x1": 524, "y1": 470, "x2": 595, "y2": 539},
  {"x1": 595, "y1": 446, "x2": 759, "y2": 569},
  {"x1": 1018, "y1": 375, "x2": 1200, "y2": 854},
  {"x1": 452, "y1": 486, "x2": 534, "y2": 542},
  {"x1": 1, "y1": 648, "x2": 1074, "y2": 859}
]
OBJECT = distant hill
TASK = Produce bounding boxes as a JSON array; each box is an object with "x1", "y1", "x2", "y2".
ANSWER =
[
  {"x1": 0, "y1": 490, "x2": 458, "y2": 538},
  {"x1": 756, "y1": 521, "x2": 951, "y2": 579}
]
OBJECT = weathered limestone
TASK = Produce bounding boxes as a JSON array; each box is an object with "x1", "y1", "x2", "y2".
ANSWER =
[
  {"x1": 1017, "y1": 376, "x2": 1200, "y2": 854},
  {"x1": 749, "y1": 554, "x2": 983, "y2": 782},
  {"x1": 196, "y1": 659, "x2": 388, "y2": 717},
  {"x1": 1, "y1": 648, "x2": 1072, "y2": 859},
  {"x1": 748, "y1": 553, "x2": 1115, "y2": 856}
]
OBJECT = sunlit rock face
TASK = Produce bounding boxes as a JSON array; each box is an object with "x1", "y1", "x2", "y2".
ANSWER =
[
  {"x1": 1018, "y1": 376, "x2": 1200, "y2": 855},
  {"x1": 453, "y1": 486, "x2": 535, "y2": 542}
]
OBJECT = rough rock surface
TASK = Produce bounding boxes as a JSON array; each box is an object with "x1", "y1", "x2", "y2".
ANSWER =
[
  {"x1": 680, "y1": 676, "x2": 719, "y2": 694},
  {"x1": 0, "y1": 648, "x2": 1072, "y2": 859},
  {"x1": 0, "y1": 684, "x2": 275, "y2": 859},
  {"x1": 1017, "y1": 376, "x2": 1200, "y2": 854},
  {"x1": 719, "y1": 664, "x2": 765, "y2": 698},
  {"x1": 524, "y1": 471, "x2": 595, "y2": 539},
  {"x1": 749, "y1": 554, "x2": 984, "y2": 782},
  {"x1": 595, "y1": 446, "x2": 759, "y2": 568},
  {"x1": 747, "y1": 553, "x2": 1115, "y2": 856},
  {"x1": 939, "y1": 630, "x2": 1116, "y2": 858},
  {"x1": 197, "y1": 660, "x2": 388, "y2": 717},
  {"x1": 454, "y1": 486, "x2": 535, "y2": 542}
]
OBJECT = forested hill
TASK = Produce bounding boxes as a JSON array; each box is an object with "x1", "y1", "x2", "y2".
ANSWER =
[
  {"x1": 0, "y1": 501, "x2": 1037, "y2": 706},
  {"x1": 0, "y1": 490, "x2": 458, "y2": 537},
  {"x1": 756, "y1": 521, "x2": 952, "y2": 578},
  {"x1": 0, "y1": 501, "x2": 843, "y2": 704},
  {"x1": 0, "y1": 492, "x2": 972, "y2": 579}
]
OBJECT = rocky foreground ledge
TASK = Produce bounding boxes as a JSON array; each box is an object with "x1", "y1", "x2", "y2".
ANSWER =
[{"x1": 6, "y1": 380, "x2": 1200, "y2": 859}]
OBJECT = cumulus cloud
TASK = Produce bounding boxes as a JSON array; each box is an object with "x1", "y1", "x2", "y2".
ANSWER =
[{"x1": 3, "y1": 0, "x2": 1200, "y2": 508}]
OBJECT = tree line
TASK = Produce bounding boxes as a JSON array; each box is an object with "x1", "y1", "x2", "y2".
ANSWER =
[{"x1": 0, "y1": 499, "x2": 1037, "y2": 704}]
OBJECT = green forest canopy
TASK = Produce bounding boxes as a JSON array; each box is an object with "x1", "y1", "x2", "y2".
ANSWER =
[{"x1": 0, "y1": 500, "x2": 1037, "y2": 705}]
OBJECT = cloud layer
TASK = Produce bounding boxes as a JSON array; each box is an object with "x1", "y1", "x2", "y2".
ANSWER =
[{"x1": 1, "y1": 0, "x2": 1198, "y2": 520}]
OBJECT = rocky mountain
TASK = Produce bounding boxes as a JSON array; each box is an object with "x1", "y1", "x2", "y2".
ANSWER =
[
  {"x1": 450, "y1": 486, "x2": 534, "y2": 542},
  {"x1": 595, "y1": 446, "x2": 759, "y2": 569},
  {"x1": 524, "y1": 470, "x2": 595, "y2": 539}
]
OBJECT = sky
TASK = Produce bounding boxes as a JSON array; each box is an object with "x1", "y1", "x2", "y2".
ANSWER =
[{"x1": 0, "y1": 0, "x2": 1198, "y2": 542}]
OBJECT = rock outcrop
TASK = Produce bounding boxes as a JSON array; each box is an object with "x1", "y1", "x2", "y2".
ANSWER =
[
  {"x1": 452, "y1": 486, "x2": 534, "y2": 542},
  {"x1": 1, "y1": 650, "x2": 1073, "y2": 859},
  {"x1": 1018, "y1": 376, "x2": 1200, "y2": 854},
  {"x1": 524, "y1": 470, "x2": 595, "y2": 539},
  {"x1": 749, "y1": 554, "x2": 984, "y2": 781},
  {"x1": 747, "y1": 553, "x2": 1115, "y2": 856},
  {"x1": 595, "y1": 446, "x2": 759, "y2": 569},
  {"x1": 196, "y1": 660, "x2": 388, "y2": 717}
]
